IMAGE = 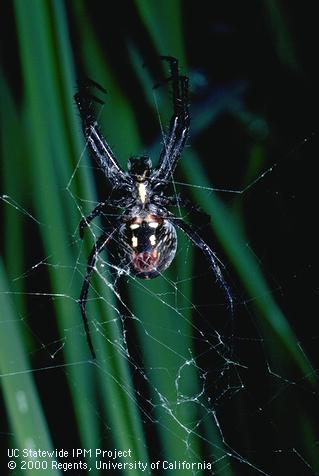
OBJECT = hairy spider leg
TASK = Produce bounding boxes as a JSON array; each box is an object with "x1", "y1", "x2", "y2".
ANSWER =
[
  {"x1": 79, "y1": 201, "x2": 107, "y2": 239},
  {"x1": 153, "y1": 56, "x2": 190, "y2": 183},
  {"x1": 171, "y1": 217, "x2": 233, "y2": 311},
  {"x1": 75, "y1": 79, "x2": 129, "y2": 185},
  {"x1": 79, "y1": 230, "x2": 115, "y2": 359},
  {"x1": 79, "y1": 195, "x2": 136, "y2": 239},
  {"x1": 155, "y1": 194, "x2": 210, "y2": 225}
]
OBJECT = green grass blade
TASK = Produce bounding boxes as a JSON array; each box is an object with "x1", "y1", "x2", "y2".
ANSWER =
[
  {"x1": 0, "y1": 261, "x2": 60, "y2": 476},
  {"x1": 183, "y1": 149, "x2": 316, "y2": 383},
  {"x1": 13, "y1": 0, "x2": 100, "y2": 458}
]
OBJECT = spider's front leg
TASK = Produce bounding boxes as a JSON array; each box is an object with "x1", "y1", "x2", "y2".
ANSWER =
[
  {"x1": 75, "y1": 79, "x2": 128, "y2": 184},
  {"x1": 79, "y1": 229, "x2": 115, "y2": 359},
  {"x1": 153, "y1": 56, "x2": 190, "y2": 182}
]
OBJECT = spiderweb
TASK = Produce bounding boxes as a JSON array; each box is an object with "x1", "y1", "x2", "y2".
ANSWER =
[{"x1": 1, "y1": 113, "x2": 318, "y2": 476}]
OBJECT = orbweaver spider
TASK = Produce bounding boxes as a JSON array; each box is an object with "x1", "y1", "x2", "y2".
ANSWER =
[{"x1": 75, "y1": 57, "x2": 231, "y2": 358}]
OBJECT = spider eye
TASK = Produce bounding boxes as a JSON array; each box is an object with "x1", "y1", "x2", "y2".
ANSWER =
[{"x1": 122, "y1": 220, "x2": 177, "y2": 279}]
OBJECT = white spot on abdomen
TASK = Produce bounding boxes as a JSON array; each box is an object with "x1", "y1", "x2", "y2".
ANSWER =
[
  {"x1": 130, "y1": 223, "x2": 140, "y2": 230},
  {"x1": 149, "y1": 235, "x2": 156, "y2": 246},
  {"x1": 149, "y1": 222, "x2": 159, "y2": 229}
]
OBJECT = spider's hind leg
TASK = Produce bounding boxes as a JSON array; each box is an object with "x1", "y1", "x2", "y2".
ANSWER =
[
  {"x1": 170, "y1": 216, "x2": 233, "y2": 311},
  {"x1": 79, "y1": 230, "x2": 114, "y2": 359},
  {"x1": 79, "y1": 202, "x2": 107, "y2": 239}
]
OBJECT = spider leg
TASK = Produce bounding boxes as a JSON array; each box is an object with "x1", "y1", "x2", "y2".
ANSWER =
[
  {"x1": 79, "y1": 230, "x2": 115, "y2": 359},
  {"x1": 79, "y1": 201, "x2": 106, "y2": 239},
  {"x1": 75, "y1": 79, "x2": 129, "y2": 185},
  {"x1": 153, "y1": 57, "x2": 190, "y2": 183},
  {"x1": 79, "y1": 190, "x2": 135, "y2": 239},
  {"x1": 154, "y1": 194, "x2": 210, "y2": 224},
  {"x1": 170, "y1": 217, "x2": 233, "y2": 310}
]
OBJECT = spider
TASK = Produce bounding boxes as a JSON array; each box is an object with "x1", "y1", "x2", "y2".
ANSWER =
[{"x1": 75, "y1": 56, "x2": 232, "y2": 359}]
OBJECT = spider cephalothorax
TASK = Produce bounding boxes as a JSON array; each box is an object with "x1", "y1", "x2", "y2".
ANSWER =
[{"x1": 75, "y1": 57, "x2": 231, "y2": 359}]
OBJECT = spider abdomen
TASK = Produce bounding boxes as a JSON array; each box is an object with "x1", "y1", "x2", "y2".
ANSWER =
[{"x1": 122, "y1": 217, "x2": 177, "y2": 279}]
